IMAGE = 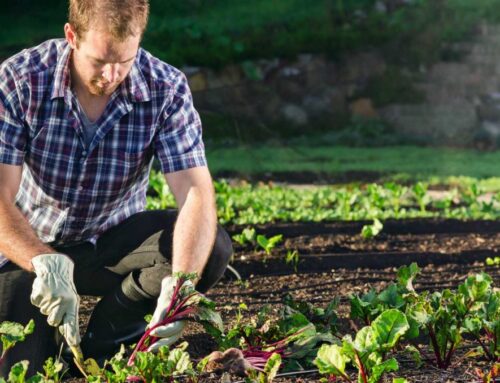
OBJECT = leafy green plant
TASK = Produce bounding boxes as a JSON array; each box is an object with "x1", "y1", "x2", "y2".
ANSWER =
[
  {"x1": 283, "y1": 294, "x2": 339, "y2": 336},
  {"x1": 146, "y1": 170, "x2": 176, "y2": 210},
  {"x1": 350, "y1": 263, "x2": 420, "y2": 326},
  {"x1": 408, "y1": 273, "x2": 494, "y2": 369},
  {"x1": 0, "y1": 320, "x2": 35, "y2": 366},
  {"x1": 412, "y1": 182, "x2": 430, "y2": 213},
  {"x1": 84, "y1": 342, "x2": 195, "y2": 383},
  {"x1": 361, "y1": 218, "x2": 383, "y2": 239},
  {"x1": 256, "y1": 234, "x2": 283, "y2": 256},
  {"x1": 463, "y1": 289, "x2": 500, "y2": 362},
  {"x1": 128, "y1": 273, "x2": 223, "y2": 366},
  {"x1": 486, "y1": 257, "x2": 500, "y2": 267},
  {"x1": 284, "y1": 250, "x2": 300, "y2": 272},
  {"x1": 233, "y1": 227, "x2": 257, "y2": 246},
  {"x1": 314, "y1": 309, "x2": 409, "y2": 383}
]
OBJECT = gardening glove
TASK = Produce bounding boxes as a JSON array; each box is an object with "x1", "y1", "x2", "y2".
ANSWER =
[
  {"x1": 146, "y1": 276, "x2": 193, "y2": 352},
  {"x1": 30, "y1": 253, "x2": 81, "y2": 347}
]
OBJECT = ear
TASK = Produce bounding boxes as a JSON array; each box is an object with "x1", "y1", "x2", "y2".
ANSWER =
[{"x1": 64, "y1": 23, "x2": 78, "y2": 49}]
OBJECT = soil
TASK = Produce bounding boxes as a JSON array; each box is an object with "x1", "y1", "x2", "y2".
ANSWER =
[{"x1": 68, "y1": 219, "x2": 500, "y2": 382}]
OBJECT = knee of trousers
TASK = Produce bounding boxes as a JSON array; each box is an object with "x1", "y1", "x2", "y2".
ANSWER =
[{"x1": 197, "y1": 224, "x2": 233, "y2": 293}]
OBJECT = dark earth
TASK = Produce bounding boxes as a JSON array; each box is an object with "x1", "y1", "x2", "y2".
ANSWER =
[{"x1": 68, "y1": 219, "x2": 500, "y2": 382}]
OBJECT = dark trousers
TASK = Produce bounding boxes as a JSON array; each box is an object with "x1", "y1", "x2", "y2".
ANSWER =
[{"x1": 0, "y1": 210, "x2": 233, "y2": 376}]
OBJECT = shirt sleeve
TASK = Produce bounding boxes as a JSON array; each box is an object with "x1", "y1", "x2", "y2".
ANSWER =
[
  {"x1": 154, "y1": 71, "x2": 207, "y2": 174},
  {"x1": 0, "y1": 63, "x2": 26, "y2": 165}
]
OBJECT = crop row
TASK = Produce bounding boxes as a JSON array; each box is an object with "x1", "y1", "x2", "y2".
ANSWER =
[
  {"x1": 147, "y1": 171, "x2": 500, "y2": 225},
  {"x1": 0, "y1": 265, "x2": 498, "y2": 382}
]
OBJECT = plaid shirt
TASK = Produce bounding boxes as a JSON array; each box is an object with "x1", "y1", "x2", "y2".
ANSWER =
[{"x1": 0, "y1": 39, "x2": 206, "y2": 266}]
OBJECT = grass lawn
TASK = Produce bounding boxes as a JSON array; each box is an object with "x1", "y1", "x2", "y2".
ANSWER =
[{"x1": 207, "y1": 145, "x2": 500, "y2": 189}]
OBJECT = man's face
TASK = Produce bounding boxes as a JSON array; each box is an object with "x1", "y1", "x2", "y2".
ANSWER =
[{"x1": 66, "y1": 24, "x2": 141, "y2": 96}]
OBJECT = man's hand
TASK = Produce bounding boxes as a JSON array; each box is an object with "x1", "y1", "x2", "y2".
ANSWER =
[
  {"x1": 30, "y1": 253, "x2": 81, "y2": 347},
  {"x1": 146, "y1": 276, "x2": 192, "y2": 352}
]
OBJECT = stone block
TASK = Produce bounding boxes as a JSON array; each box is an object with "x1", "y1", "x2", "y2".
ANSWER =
[{"x1": 349, "y1": 98, "x2": 379, "y2": 118}]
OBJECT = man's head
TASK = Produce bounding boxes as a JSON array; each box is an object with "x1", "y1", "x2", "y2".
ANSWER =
[{"x1": 64, "y1": 0, "x2": 149, "y2": 96}]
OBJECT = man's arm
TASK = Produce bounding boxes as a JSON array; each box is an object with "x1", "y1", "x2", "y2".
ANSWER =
[
  {"x1": 0, "y1": 163, "x2": 55, "y2": 271},
  {"x1": 164, "y1": 165, "x2": 217, "y2": 279}
]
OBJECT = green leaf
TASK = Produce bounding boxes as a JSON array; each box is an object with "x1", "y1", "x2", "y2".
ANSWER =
[
  {"x1": 261, "y1": 353, "x2": 281, "y2": 383},
  {"x1": 377, "y1": 284, "x2": 405, "y2": 309},
  {"x1": 8, "y1": 360, "x2": 29, "y2": 383},
  {"x1": 314, "y1": 344, "x2": 350, "y2": 377},
  {"x1": 404, "y1": 345, "x2": 423, "y2": 368},
  {"x1": 196, "y1": 305, "x2": 224, "y2": 332},
  {"x1": 22, "y1": 320, "x2": 35, "y2": 336},
  {"x1": 371, "y1": 309, "x2": 409, "y2": 351},
  {"x1": 459, "y1": 273, "x2": 492, "y2": 302},
  {"x1": 393, "y1": 378, "x2": 409, "y2": 383},
  {"x1": 369, "y1": 358, "x2": 398, "y2": 383},
  {"x1": 354, "y1": 326, "x2": 376, "y2": 353},
  {"x1": 396, "y1": 263, "x2": 420, "y2": 291},
  {"x1": 361, "y1": 219, "x2": 383, "y2": 239},
  {"x1": 167, "y1": 347, "x2": 192, "y2": 375}
]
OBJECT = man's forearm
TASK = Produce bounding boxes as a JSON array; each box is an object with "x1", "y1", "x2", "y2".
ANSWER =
[
  {"x1": 0, "y1": 196, "x2": 54, "y2": 271},
  {"x1": 171, "y1": 186, "x2": 217, "y2": 279}
]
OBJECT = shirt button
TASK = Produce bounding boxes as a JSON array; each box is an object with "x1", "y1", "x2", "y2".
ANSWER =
[
  {"x1": 78, "y1": 185, "x2": 84, "y2": 191},
  {"x1": 82, "y1": 151, "x2": 88, "y2": 156}
]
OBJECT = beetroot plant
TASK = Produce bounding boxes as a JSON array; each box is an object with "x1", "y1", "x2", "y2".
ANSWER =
[
  {"x1": 314, "y1": 309, "x2": 409, "y2": 383},
  {"x1": 408, "y1": 273, "x2": 493, "y2": 369},
  {"x1": 128, "y1": 273, "x2": 223, "y2": 367},
  {"x1": 463, "y1": 287, "x2": 499, "y2": 361},
  {"x1": 0, "y1": 320, "x2": 34, "y2": 367}
]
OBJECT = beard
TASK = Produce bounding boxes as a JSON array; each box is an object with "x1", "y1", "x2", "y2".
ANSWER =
[{"x1": 88, "y1": 78, "x2": 119, "y2": 96}]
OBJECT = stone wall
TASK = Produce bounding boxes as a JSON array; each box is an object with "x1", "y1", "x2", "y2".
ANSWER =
[{"x1": 185, "y1": 23, "x2": 500, "y2": 148}]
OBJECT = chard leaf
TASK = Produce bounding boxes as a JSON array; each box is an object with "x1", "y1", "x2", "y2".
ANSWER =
[
  {"x1": 196, "y1": 305, "x2": 224, "y2": 332},
  {"x1": 458, "y1": 273, "x2": 492, "y2": 302},
  {"x1": 377, "y1": 285, "x2": 405, "y2": 309},
  {"x1": 396, "y1": 263, "x2": 420, "y2": 292},
  {"x1": 314, "y1": 344, "x2": 350, "y2": 377},
  {"x1": 404, "y1": 344, "x2": 423, "y2": 367},
  {"x1": 288, "y1": 332, "x2": 336, "y2": 359},
  {"x1": 371, "y1": 309, "x2": 409, "y2": 351},
  {"x1": 8, "y1": 360, "x2": 29, "y2": 383},
  {"x1": 369, "y1": 357, "x2": 398, "y2": 383},
  {"x1": 261, "y1": 353, "x2": 281, "y2": 383},
  {"x1": 354, "y1": 326, "x2": 376, "y2": 353},
  {"x1": 393, "y1": 378, "x2": 409, "y2": 383},
  {"x1": 167, "y1": 348, "x2": 192, "y2": 374}
]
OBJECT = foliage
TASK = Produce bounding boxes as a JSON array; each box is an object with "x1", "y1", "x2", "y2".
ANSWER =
[
  {"x1": 128, "y1": 273, "x2": 223, "y2": 366},
  {"x1": 361, "y1": 218, "x2": 383, "y2": 239},
  {"x1": 0, "y1": 320, "x2": 35, "y2": 366},
  {"x1": 233, "y1": 227, "x2": 257, "y2": 246},
  {"x1": 314, "y1": 309, "x2": 409, "y2": 383},
  {"x1": 256, "y1": 234, "x2": 283, "y2": 256},
  {"x1": 350, "y1": 263, "x2": 420, "y2": 326},
  {"x1": 408, "y1": 273, "x2": 495, "y2": 369},
  {"x1": 284, "y1": 250, "x2": 300, "y2": 272}
]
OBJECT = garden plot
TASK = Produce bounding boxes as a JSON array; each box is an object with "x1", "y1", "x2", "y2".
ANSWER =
[
  {"x1": 67, "y1": 218, "x2": 500, "y2": 383},
  {"x1": 229, "y1": 219, "x2": 500, "y2": 274}
]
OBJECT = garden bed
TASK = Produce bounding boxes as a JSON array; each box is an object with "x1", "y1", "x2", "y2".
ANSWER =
[
  {"x1": 70, "y1": 219, "x2": 499, "y2": 382},
  {"x1": 229, "y1": 219, "x2": 500, "y2": 275}
]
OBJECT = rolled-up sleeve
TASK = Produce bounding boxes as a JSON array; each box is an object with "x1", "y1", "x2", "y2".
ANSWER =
[
  {"x1": 154, "y1": 72, "x2": 207, "y2": 174},
  {"x1": 0, "y1": 63, "x2": 26, "y2": 165}
]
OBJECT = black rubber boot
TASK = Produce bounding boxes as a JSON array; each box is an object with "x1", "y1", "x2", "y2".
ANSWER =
[
  {"x1": 60, "y1": 273, "x2": 156, "y2": 377},
  {"x1": 80, "y1": 272, "x2": 156, "y2": 363}
]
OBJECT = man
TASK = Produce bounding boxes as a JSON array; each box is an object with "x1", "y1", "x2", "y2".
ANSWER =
[{"x1": 0, "y1": 0, "x2": 232, "y2": 376}]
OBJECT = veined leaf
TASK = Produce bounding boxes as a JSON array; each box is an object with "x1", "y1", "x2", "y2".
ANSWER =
[
  {"x1": 314, "y1": 344, "x2": 350, "y2": 377},
  {"x1": 371, "y1": 309, "x2": 409, "y2": 351}
]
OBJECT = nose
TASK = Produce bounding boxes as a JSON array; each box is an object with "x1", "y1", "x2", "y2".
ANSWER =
[{"x1": 102, "y1": 63, "x2": 120, "y2": 83}]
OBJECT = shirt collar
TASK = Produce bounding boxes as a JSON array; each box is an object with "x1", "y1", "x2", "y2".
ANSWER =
[
  {"x1": 123, "y1": 52, "x2": 151, "y2": 103},
  {"x1": 50, "y1": 43, "x2": 151, "y2": 103},
  {"x1": 50, "y1": 42, "x2": 72, "y2": 101}
]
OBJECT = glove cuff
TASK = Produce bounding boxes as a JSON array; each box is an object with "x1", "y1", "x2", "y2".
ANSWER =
[{"x1": 31, "y1": 253, "x2": 74, "y2": 278}]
